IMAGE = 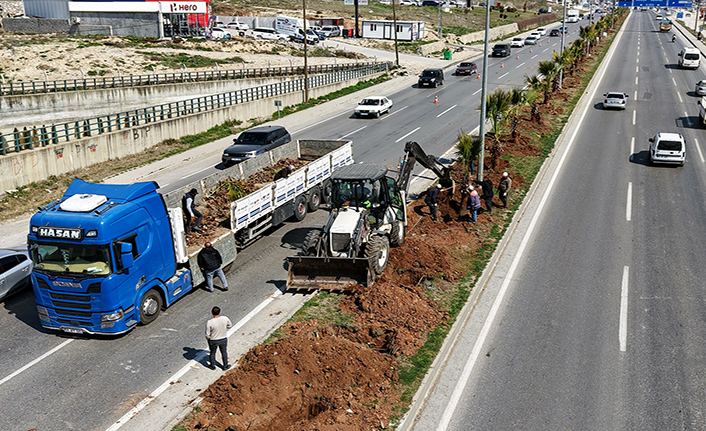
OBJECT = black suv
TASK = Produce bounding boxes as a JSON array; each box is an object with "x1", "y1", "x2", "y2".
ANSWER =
[
  {"x1": 418, "y1": 68, "x2": 444, "y2": 88},
  {"x1": 492, "y1": 43, "x2": 511, "y2": 57},
  {"x1": 222, "y1": 125, "x2": 292, "y2": 165}
]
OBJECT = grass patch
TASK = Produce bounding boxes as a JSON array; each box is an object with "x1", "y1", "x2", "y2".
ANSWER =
[
  {"x1": 137, "y1": 51, "x2": 244, "y2": 69},
  {"x1": 291, "y1": 291, "x2": 358, "y2": 330}
]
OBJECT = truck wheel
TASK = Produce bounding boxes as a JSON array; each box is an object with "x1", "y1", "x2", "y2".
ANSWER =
[
  {"x1": 293, "y1": 195, "x2": 308, "y2": 221},
  {"x1": 302, "y1": 229, "x2": 322, "y2": 255},
  {"x1": 308, "y1": 187, "x2": 321, "y2": 212},
  {"x1": 139, "y1": 289, "x2": 163, "y2": 325},
  {"x1": 365, "y1": 235, "x2": 390, "y2": 275},
  {"x1": 322, "y1": 180, "x2": 333, "y2": 204},
  {"x1": 390, "y1": 220, "x2": 405, "y2": 247}
]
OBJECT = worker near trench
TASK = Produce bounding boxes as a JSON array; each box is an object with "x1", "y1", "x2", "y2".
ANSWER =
[{"x1": 425, "y1": 184, "x2": 443, "y2": 221}]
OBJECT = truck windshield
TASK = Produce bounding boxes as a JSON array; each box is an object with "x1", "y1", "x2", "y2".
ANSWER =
[{"x1": 31, "y1": 242, "x2": 112, "y2": 276}]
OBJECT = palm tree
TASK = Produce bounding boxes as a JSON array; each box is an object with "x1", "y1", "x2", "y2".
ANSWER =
[
  {"x1": 537, "y1": 61, "x2": 559, "y2": 103},
  {"x1": 485, "y1": 89, "x2": 512, "y2": 170},
  {"x1": 508, "y1": 88, "x2": 526, "y2": 144},
  {"x1": 456, "y1": 130, "x2": 483, "y2": 181},
  {"x1": 524, "y1": 75, "x2": 543, "y2": 122}
]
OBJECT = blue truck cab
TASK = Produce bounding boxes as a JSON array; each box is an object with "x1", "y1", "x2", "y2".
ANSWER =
[{"x1": 29, "y1": 179, "x2": 192, "y2": 335}]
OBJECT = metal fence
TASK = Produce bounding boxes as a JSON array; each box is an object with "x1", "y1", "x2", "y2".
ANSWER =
[
  {"x1": 0, "y1": 62, "x2": 390, "y2": 155},
  {"x1": 0, "y1": 62, "x2": 381, "y2": 96}
]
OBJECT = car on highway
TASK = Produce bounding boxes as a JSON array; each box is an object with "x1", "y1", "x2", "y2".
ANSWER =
[
  {"x1": 649, "y1": 132, "x2": 686, "y2": 166},
  {"x1": 510, "y1": 37, "x2": 524, "y2": 48},
  {"x1": 0, "y1": 248, "x2": 32, "y2": 301},
  {"x1": 655, "y1": 14, "x2": 663, "y2": 20},
  {"x1": 524, "y1": 35, "x2": 538, "y2": 45},
  {"x1": 529, "y1": 31, "x2": 541, "y2": 39},
  {"x1": 455, "y1": 61, "x2": 478, "y2": 75},
  {"x1": 550, "y1": 28, "x2": 561, "y2": 36},
  {"x1": 695, "y1": 79, "x2": 706, "y2": 96},
  {"x1": 222, "y1": 125, "x2": 292, "y2": 165},
  {"x1": 251, "y1": 27, "x2": 289, "y2": 41},
  {"x1": 354, "y1": 96, "x2": 393, "y2": 118},
  {"x1": 536, "y1": 27, "x2": 547, "y2": 36},
  {"x1": 603, "y1": 91, "x2": 628, "y2": 110},
  {"x1": 418, "y1": 68, "x2": 444, "y2": 87},
  {"x1": 492, "y1": 43, "x2": 512, "y2": 57}
]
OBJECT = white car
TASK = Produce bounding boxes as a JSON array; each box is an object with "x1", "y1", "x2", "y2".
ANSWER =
[
  {"x1": 536, "y1": 27, "x2": 547, "y2": 36},
  {"x1": 603, "y1": 91, "x2": 628, "y2": 110},
  {"x1": 510, "y1": 37, "x2": 524, "y2": 48},
  {"x1": 210, "y1": 28, "x2": 230, "y2": 40},
  {"x1": 354, "y1": 96, "x2": 393, "y2": 118},
  {"x1": 530, "y1": 31, "x2": 541, "y2": 38},
  {"x1": 226, "y1": 22, "x2": 249, "y2": 30},
  {"x1": 251, "y1": 27, "x2": 288, "y2": 41},
  {"x1": 0, "y1": 249, "x2": 32, "y2": 301},
  {"x1": 656, "y1": 14, "x2": 663, "y2": 20},
  {"x1": 649, "y1": 132, "x2": 685, "y2": 166},
  {"x1": 524, "y1": 36, "x2": 538, "y2": 45}
]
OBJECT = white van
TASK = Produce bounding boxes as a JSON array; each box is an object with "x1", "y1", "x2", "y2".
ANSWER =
[
  {"x1": 678, "y1": 47, "x2": 700, "y2": 69},
  {"x1": 649, "y1": 132, "x2": 686, "y2": 166}
]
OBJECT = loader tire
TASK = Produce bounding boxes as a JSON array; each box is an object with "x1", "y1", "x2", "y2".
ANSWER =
[
  {"x1": 390, "y1": 220, "x2": 405, "y2": 247},
  {"x1": 302, "y1": 229, "x2": 322, "y2": 255},
  {"x1": 365, "y1": 235, "x2": 390, "y2": 275}
]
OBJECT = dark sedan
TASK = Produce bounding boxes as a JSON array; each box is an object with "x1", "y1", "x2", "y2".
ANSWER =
[{"x1": 455, "y1": 61, "x2": 478, "y2": 75}]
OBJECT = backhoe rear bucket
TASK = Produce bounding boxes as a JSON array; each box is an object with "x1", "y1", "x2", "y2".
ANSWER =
[{"x1": 286, "y1": 256, "x2": 374, "y2": 291}]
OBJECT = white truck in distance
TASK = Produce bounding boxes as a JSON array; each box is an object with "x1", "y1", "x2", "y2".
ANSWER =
[{"x1": 567, "y1": 9, "x2": 580, "y2": 22}]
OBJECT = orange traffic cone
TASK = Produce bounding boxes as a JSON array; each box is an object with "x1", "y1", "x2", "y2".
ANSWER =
[
  {"x1": 539, "y1": 42, "x2": 542, "y2": 47},
  {"x1": 501, "y1": 61, "x2": 504, "y2": 68},
  {"x1": 529, "y1": 47, "x2": 533, "y2": 53},
  {"x1": 477, "y1": 73, "x2": 481, "y2": 79},
  {"x1": 516, "y1": 53, "x2": 519, "y2": 60},
  {"x1": 434, "y1": 94, "x2": 439, "y2": 104},
  {"x1": 547, "y1": 38, "x2": 550, "y2": 44}
]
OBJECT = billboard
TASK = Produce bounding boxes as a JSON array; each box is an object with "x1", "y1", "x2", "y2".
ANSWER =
[{"x1": 617, "y1": 0, "x2": 692, "y2": 7}]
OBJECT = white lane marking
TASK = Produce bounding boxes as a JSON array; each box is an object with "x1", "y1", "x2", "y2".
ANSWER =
[
  {"x1": 436, "y1": 104, "x2": 458, "y2": 118},
  {"x1": 498, "y1": 72, "x2": 509, "y2": 79},
  {"x1": 678, "y1": 93, "x2": 683, "y2": 103},
  {"x1": 292, "y1": 110, "x2": 349, "y2": 133},
  {"x1": 634, "y1": 90, "x2": 638, "y2": 99},
  {"x1": 396, "y1": 127, "x2": 420, "y2": 143},
  {"x1": 160, "y1": 182, "x2": 170, "y2": 188},
  {"x1": 632, "y1": 110, "x2": 636, "y2": 126},
  {"x1": 435, "y1": 18, "x2": 627, "y2": 430},
  {"x1": 673, "y1": 77, "x2": 677, "y2": 86},
  {"x1": 626, "y1": 182, "x2": 633, "y2": 222},
  {"x1": 338, "y1": 125, "x2": 367, "y2": 140},
  {"x1": 0, "y1": 339, "x2": 74, "y2": 387},
  {"x1": 516, "y1": 62, "x2": 526, "y2": 69},
  {"x1": 531, "y1": 54, "x2": 538, "y2": 59},
  {"x1": 473, "y1": 88, "x2": 482, "y2": 95},
  {"x1": 620, "y1": 266, "x2": 629, "y2": 352},
  {"x1": 695, "y1": 138, "x2": 705, "y2": 163},
  {"x1": 635, "y1": 76, "x2": 639, "y2": 86},
  {"x1": 637, "y1": 57, "x2": 639, "y2": 63},
  {"x1": 543, "y1": 48, "x2": 548, "y2": 52},
  {"x1": 385, "y1": 105, "x2": 409, "y2": 118},
  {"x1": 106, "y1": 290, "x2": 284, "y2": 431},
  {"x1": 636, "y1": 66, "x2": 639, "y2": 73},
  {"x1": 191, "y1": 165, "x2": 213, "y2": 176},
  {"x1": 630, "y1": 136, "x2": 635, "y2": 156}
]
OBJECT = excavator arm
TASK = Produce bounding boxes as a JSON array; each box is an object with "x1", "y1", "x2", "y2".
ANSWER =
[{"x1": 396, "y1": 141, "x2": 454, "y2": 193}]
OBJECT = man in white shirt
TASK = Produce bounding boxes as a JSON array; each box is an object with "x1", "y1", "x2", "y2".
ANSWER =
[{"x1": 205, "y1": 306, "x2": 232, "y2": 370}]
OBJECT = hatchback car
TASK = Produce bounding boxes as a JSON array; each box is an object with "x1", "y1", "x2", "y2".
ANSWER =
[
  {"x1": 354, "y1": 96, "x2": 393, "y2": 118},
  {"x1": 418, "y1": 68, "x2": 444, "y2": 87},
  {"x1": 649, "y1": 132, "x2": 686, "y2": 166},
  {"x1": 492, "y1": 43, "x2": 511, "y2": 57},
  {"x1": 455, "y1": 61, "x2": 478, "y2": 75},
  {"x1": 603, "y1": 92, "x2": 629, "y2": 110},
  {"x1": 510, "y1": 37, "x2": 524, "y2": 48},
  {"x1": 696, "y1": 80, "x2": 706, "y2": 96},
  {"x1": 524, "y1": 36, "x2": 538, "y2": 45},
  {"x1": 0, "y1": 249, "x2": 32, "y2": 301},
  {"x1": 222, "y1": 126, "x2": 292, "y2": 165}
]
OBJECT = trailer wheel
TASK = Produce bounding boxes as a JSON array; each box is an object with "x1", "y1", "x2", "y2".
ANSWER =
[
  {"x1": 308, "y1": 187, "x2": 321, "y2": 212},
  {"x1": 293, "y1": 195, "x2": 308, "y2": 221},
  {"x1": 390, "y1": 220, "x2": 405, "y2": 247},
  {"x1": 139, "y1": 289, "x2": 163, "y2": 325},
  {"x1": 322, "y1": 180, "x2": 333, "y2": 204},
  {"x1": 365, "y1": 235, "x2": 390, "y2": 275},
  {"x1": 302, "y1": 229, "x2": 322, "y2": 255}
]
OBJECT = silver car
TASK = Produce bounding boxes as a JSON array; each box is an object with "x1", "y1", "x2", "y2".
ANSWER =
[
  {"x1": 696, "y1": 80, "x2": 706, "y2": 96},
  {"x1": 0, "y1": 249, "x2": 32, "y2": 300},
  {"x1": 603, "y1": 91, "x2": 628, "y2": 110}
]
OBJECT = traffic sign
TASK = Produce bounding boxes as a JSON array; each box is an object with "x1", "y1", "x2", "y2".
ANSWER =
[{"x1": 618, "y1": 0, "x2": 692, "y2": 6}]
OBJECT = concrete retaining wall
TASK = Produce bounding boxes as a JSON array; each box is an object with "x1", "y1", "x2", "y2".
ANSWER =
[
  {"x1": 0, "y1": 72, "x2": 382, "y2": 192},
  {"x1": 2, "y1": 17, "x2": 69, "y2": 33},
  {"x1": 459, "y1": 23, "x2": 519, "y2": 44}
]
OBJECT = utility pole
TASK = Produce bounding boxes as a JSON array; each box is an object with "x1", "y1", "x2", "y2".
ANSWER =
[
  {"x1": 558, "y1": 0, "x2": 567, "y2": 88},
  {"x1": 477, "y1": 1, "x2": 490, "y2": 181},
  {"x1": 438, "y1": 2, "x2": 443, "y2": 38},
  {"x1": 695, "y1": 0, "x2": 701, "y2": 35},
  {"x1": 303, "y1": 0, "x2": 309, "y2": 102},
  {"x1": 355, "y1": 0, "x2": 360, "y2": 38},
  {"x1": 392, "y1": 0, "x2": 400, "y2": 66}
]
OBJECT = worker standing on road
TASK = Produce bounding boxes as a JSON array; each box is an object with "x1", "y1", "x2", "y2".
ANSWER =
[
  {"x1": 425, "y1": 184, "x2": 442, "y2": 221},
  {"x1": 205, "y1": 306, "x2": 233, "y2": 370},
  {"x1": 182, "y1": 188, "x2": 203, "y2": 233},
  {"x1": 474, "y1": 177, "x2": 494, "y2": 214},
  {"x1": 498, "y1": 172, "x2": 512, "y2": 209},
  {"x1": 198, "y1": 242, "x2": 228, "y2": 292},
  {"x1": 468, "y1": 188, "x2": 481, "y2": 225}
]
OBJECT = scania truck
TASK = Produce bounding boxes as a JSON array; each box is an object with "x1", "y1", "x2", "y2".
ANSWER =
[{"x1": 29, "y1": 139, "x2": 353, "y2": 335}]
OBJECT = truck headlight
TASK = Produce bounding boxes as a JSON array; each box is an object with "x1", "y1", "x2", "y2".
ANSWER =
[{"x1": 101, "y1": 309, "x2": 124, "y2": 322}]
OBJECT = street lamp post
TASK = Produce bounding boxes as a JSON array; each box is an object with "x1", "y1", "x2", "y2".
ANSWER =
[
  {"x1": 477, "y1": 2, "x2": 490, "y2": 181},
  {"x1": 303, "y1": 0, "x2": 309, "y2": 102},
  {"x1": 559, "y1": 0, "x2": 567, "y2": 88},
  {"x1": 392, "y1": 0, "x2": 400, "y2": 66}
]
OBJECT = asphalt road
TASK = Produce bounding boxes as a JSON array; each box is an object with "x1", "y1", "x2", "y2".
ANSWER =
[
  {"x1": 0, "y1": 22, "x2": 585, "y2": 431},
  {"x1": 406, "y1": 10, "x2": 706, "y2": 430}
]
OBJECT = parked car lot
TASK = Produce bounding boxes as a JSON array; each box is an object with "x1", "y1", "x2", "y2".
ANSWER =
[
  {"x1": 354, "y1": 96, "x2": 393, "y2": 118},
  {"x1": 603, "y1": 91, "x2": 628, "y2": 110},
  {"x1": 0, "y1": 248, "x2": 32, "y2": 301},
  {"x1": 455, "y1": 61, "x2": 478, "y2": 75},
  {"x1": 222, "y1": 126, "x2": 292, "y2": 165}
]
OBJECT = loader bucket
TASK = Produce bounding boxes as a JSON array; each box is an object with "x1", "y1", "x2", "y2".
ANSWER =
[{"x1": 286, "y1": 256, "x2": 374, "y2": 291}]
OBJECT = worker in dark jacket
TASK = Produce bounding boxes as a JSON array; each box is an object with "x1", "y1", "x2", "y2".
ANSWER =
[
  {"x1": 198, "y1": 242, "x2": 228, "y2": 292},
  {"x1": 474, "y1": 177, "x2": 494, "y2": 214},
  {"x1": 182, "y1": 188, "x2": 202, "y2": 233},
  {"x1": 425, "y1": 184, "x2": 442, "y2": 221},
  {"x1": 498, "y1": 172, "x2": 512, "y2": 209}
]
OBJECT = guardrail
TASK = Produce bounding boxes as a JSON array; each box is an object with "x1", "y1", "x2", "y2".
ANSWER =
[
  {"x1": 0, "y1": 62, "x2": 380, "y2": 96},
  {"x1": 0, "y1": 62, "x2": 390, "y2": 155}
]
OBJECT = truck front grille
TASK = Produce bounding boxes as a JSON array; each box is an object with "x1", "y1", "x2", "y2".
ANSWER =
[
  {"x1": 52, "y1": 300, "x2": 92, "y2": 310},
  {"x1": 50, "y1": 292, "x2": 90, "y2": 302}
]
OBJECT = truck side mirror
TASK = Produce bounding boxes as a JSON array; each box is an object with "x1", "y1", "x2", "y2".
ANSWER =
[{"x1": 120, "y1": 242, "x2": 134, "y2": 270}]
